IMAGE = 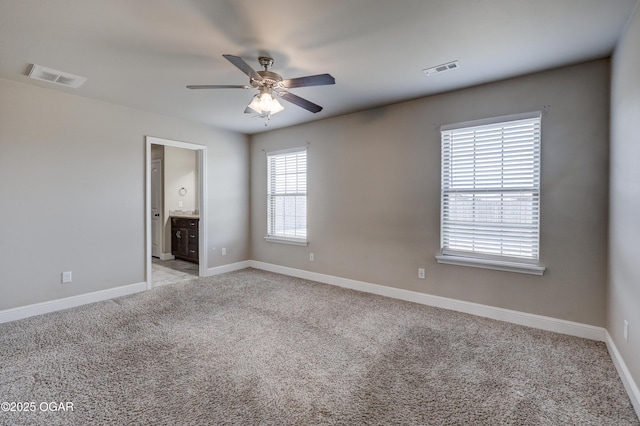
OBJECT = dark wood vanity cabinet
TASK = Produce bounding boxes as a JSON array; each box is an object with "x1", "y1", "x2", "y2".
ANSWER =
[{"x1": 171, "y1": 217, "x2": 199, "y2": 263}]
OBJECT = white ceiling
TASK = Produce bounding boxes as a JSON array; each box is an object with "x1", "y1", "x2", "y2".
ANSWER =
[{"x1": 1, "y1": 0, "x2": 637, "y2": 135}]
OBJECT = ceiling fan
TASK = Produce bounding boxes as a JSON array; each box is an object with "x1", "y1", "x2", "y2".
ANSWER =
[{"x1": 187, "y1": 54, "x2": 335, "y2": 125}]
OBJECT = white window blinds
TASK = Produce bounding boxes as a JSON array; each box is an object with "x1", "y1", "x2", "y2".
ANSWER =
[
  {"x1": 440, "y1": 113, "x2": 541, "y2": 262},
  {"x1": 267, "y1": 148, "x2": 307, "y2": 241}
]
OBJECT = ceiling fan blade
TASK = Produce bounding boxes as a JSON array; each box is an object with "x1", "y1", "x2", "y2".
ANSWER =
[
  {"x1": 187, "y1": 85, "x2": 250, "y2": 89},
  {"x1": 282, "y1": 73, "x2": 335, "y2": 89},
  {"x1": 279, "y1": 92, "x2": 323, "y2": 113},
  {"x1": 223, "y1": 54, "x2": 262, "y2": 82}
]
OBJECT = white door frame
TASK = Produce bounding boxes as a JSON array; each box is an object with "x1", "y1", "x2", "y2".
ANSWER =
[{"x1": 145, "y1": 136, "x2": 207, "y2": 289}]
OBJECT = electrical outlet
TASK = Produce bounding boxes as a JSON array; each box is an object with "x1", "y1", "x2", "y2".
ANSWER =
[
  {"x1": 624, "y1": 320, "x2": 629, "y2": 341},
  {"x1": 221, "y1": 248, "x2": 226, "y2": 256},
  {"x1": 418, "y1": 268, "x2": 425, "y2": 279},
  {"x1": 309, "y1": 253, "x2": 315, "y2": 261},
  {"x1": 61, "y1": 271, "x2": 72, "y2": 283}
]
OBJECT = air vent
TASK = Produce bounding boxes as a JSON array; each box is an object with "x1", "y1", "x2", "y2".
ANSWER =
[
  {"x1": 27, "y1": 64, "x2": 86, "y2": 88},
  {"x1": 422, "y1": 60, "x2": 460, "y2": 76}
]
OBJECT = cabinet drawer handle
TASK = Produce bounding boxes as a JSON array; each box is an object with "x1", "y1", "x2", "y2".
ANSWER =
[
  {"x1": 189, "y1": 250, "x2": 196, "y2": 253},
  {"x1": 176, "y1": 231, "x2": 181, "y2": 238},
  {"x1": 190, "y1": 235, "x2": 196, "y2": 238}
]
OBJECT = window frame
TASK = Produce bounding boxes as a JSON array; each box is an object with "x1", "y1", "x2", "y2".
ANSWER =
[
  {"x1": 436, "y1": 112, "x2": 545, "y2": 275},
  {"x1": 265, "y1": 147, "x2": 308, "y2": 246}
]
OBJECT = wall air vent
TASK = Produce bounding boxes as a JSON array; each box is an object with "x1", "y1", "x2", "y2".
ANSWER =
[
  {"x1": 422, "y1": 60, "x2": 460, "y2": 76},
  {"x1": 27, "y1": 64, "x2": 87, "y2": 88}
]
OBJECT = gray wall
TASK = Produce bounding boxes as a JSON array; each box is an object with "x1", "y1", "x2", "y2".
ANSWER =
[
  {"x1": 251, "y1": 60, "x2": 610, "y2": 326},
  {"x1": 609, "y1": 3, "x2": 640, "y2": 391},
  {"x1": 0, "y1": 78, "x2": 250, "y2": 310}
]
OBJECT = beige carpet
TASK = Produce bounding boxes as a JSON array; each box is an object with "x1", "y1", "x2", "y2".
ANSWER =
[{"x1": 0, "y1": 268, "x2": 638, "y2": 425}]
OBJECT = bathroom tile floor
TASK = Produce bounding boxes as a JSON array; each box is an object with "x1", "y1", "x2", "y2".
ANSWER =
[{"x1": 151, "y1": 257, "x2": 199, "y2": 286}]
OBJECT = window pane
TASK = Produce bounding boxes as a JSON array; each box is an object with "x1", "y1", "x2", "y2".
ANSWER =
[
  {"x1": 441, "y1": 115, "x2": 541, "y2": 261},
  {"x1": 267, "y1": 149, "x2": 307, "y2": 240}
]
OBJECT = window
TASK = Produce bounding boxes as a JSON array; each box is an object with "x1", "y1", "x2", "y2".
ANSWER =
[
  {"x1": 437, "y1": 112, "x2": 545, "y2": 275},
  {"x1": 266, "y1": 148, "x2": 308, "y2": 245}
]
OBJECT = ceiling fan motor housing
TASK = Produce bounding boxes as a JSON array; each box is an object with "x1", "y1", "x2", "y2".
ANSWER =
[
  {"x1": 255, "y1": 70, "x2": 282, "y2": 88},
  {"x1": 252, "y1": 57, "x2": 283, "y2": 89}
]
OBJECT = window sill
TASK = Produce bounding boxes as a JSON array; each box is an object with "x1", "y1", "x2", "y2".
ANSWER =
[
  {"x1": 435, "y1": 255, "x2": 545, "y2": 276},
  {"x1": 264, "y1": 236, "x2": 308, "y2": 246}
]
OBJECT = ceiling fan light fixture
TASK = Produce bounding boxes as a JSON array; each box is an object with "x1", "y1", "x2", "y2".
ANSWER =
[
  {"x1": 268, "y1": 96, "x2": 284, "y2": 114},
  {"x1": 247, "y1": 94, "x2": 262, "y2": 113},
  {"x1": 247, "y1": 89, "x2": 284, "y2": 115},
  {"x1": 258, "y1": 92, "x2": 274, "y2": 112}
]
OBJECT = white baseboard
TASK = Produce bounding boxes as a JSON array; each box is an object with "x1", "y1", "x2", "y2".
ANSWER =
[
  {"x1": 0, "y1": 261, "x2": 607, "y2": 342},
  {"x1": 605, "y1": 331, "x2": 640, "y2": 417},
  {"x1": 207, "y1": 260, "x2": 251, "y2": 277},
  {"x1": 248, "y1": 261, "x2": 606, "y2": 342},
  {"x1": 0, "y1": 281, "x2": 147, "y2": 324},
  {"x1": 159, "y1": 253, "x2": 175, "y2": 261}
]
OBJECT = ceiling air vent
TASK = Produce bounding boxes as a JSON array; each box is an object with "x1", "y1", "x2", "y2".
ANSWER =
[
  {"x1": 422, "y1": 60, "x2": 460, "y2": 76},
  {"x1": 27, "y1": 64, "x2": 87, "y2": 88}
]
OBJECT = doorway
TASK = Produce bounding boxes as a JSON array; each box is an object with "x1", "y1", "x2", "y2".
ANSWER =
[
  {"x1": 151, "y1": 158, "x2": 162, "y2": 258},
  {"x1": 145, "y1": 136, "x2": 207, "y2": 289}
]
